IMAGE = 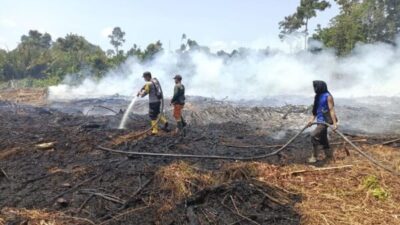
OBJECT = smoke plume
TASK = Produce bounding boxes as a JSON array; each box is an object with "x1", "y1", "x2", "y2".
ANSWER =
[{"x1": 48, "y1": 38, "x2": 400, "y2": 101}]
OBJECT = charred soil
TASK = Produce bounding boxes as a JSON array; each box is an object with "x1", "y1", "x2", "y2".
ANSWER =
[{"x1": 1, "y1": 89, "x2": 400, "y2": 225}]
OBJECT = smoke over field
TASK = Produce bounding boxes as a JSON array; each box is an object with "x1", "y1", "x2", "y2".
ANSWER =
[{"x1": 48, "y1": 38, "x2": 400, "y2": 101}]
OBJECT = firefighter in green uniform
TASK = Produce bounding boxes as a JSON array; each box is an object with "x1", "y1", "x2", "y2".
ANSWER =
[{"x1": 137, "y1": 71, "x2": 169, "y2": 135}]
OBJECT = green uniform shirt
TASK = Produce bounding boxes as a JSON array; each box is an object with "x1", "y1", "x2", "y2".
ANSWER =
[{"x1": 171, "y1": 83, "x2": 185, "y2": 105}]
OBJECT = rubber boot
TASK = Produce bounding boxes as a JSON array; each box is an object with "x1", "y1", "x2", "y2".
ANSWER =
[
  {"x1": 151, "y1": 120, "x2": 158, "y2": 135},
  {"x1": 308, "y1": 154, "x2": 317, "y2": 163},
  {"x1": 159, "y1": 115, "x2": 167, "y2": 124},
  {"x1": 159, "y1": 115, "x2": 170, "y2": 132},
  {"x1": 308, "y1": 146, "x2": 318, "y2": 163}
]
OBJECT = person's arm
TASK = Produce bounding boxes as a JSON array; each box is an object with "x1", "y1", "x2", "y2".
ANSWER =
[
  {"x1": 328, "y1": 95, "x2": 338, "y2": 130},
  {"x1": 307, "y1": 115, "x2": 316, "y2": 127},
  {"x1": 137, "y1": 83, "x2": 150, "y2": 97}
]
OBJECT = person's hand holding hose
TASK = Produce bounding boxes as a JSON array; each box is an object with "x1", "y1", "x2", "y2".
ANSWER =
[{"x1": 307, "y1": 116, "x2": 316, "y2": 127}]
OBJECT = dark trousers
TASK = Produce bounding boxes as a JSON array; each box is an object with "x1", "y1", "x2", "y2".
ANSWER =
[
  {"x1": 149, "y1": 102, "x2": 161, "y2": 120},
  {"x1": 311, "y1": 124, "x2": 333, "y2": 158}
]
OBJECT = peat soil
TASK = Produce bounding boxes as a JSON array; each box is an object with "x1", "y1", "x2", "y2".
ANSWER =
[{"x1": 0, "y1": 96, "x2": 395, "y2": 225}]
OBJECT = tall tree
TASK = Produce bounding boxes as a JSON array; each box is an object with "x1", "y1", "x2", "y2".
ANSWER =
[
  {"x1": 108, "y1": 27, "x2": 125, "y2": 55},
  {"x1": 126, "y1": 44, "x2": 143, "y2": 59},
  {"x1": 385, "y1": 0, "x2": 400, "y2": 41},
  {"x1": 313, "y1": 0, "x2": 366, "y2": 55},
  {"x1": 10, "y1": 30, "x2": 53, "y2": 79},
  {"x1": 279, "y1": 0, "x2": 331, "y2": 49},
  {"x1": 51, "y1": 34, "x2": 108, "y2": 79},
  {"x1": 143, "y1": 41, "x2": 163, "y2": 61},
  {"x1": 21, "y1": 30, "x2": 52, "y2": 49},
  {"x1": 314, "y1": 0, "x2": 400, "y2": 55}
]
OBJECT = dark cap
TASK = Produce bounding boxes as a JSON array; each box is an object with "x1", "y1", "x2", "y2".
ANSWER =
[
  {"x1": 173, "y1": 74, "x2": 182, "y2": 80},
  {"x1": 143, "y1": 71, "x2": 152, "y2": 78}
]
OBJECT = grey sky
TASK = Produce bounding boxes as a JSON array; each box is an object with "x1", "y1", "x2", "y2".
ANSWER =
[{"x1": 0, "y1": 0, "x2": 339, "y2": 51}]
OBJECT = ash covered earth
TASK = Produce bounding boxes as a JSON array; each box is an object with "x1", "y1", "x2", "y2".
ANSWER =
[{"x1": 1, "y1": 93, "x2": 399, "y2": 225}]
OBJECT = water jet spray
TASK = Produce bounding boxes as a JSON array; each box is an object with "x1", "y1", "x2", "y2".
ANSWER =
[{"x1": 118, "y1": 95, "x2": 138, "y2": 129}]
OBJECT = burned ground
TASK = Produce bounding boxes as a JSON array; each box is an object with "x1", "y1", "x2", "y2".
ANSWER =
[{"x1": 1, "y1": 91, "x2": 400, "y2": 225}]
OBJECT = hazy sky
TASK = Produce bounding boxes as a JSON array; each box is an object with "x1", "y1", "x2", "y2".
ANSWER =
[{"x1": 0, "y1": 0, "x2": 339, "y2": 52}]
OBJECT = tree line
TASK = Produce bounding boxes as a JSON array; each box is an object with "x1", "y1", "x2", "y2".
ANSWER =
[
  {"x1": 0, "y1": 28, "x2": 168, "y2": 86},
  {"x1": 0, "y1": 27, "x2": 224, "y2": 87},
  {"x1": 0, "y1": 28, "x2": 256, "y2": 87},
  {"x1": 1, "y1": 0, "x2": 399, "y2": 87},
  {"x1": 280, "y1": 0, "x2": 400, "y2": 55}
]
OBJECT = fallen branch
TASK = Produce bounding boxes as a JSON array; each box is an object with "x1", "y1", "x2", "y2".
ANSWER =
[
  {"x1": 51, "y1": 174, "x2": 99, "y2": 202},
  {"x1": 77, "y1": 194, "x2": 94, "y2": 213},
  {"x1": 99, "y1": 176, "x2": 154, "y2": 221},
  {"x1": 382, "y1": 138, "x2": 400, "y2": 145},
  {"x1": 252, "y1": 186, "x2": 288, "y2": 206},
  {"x1": 24, "y1": 170, "x2": 65, "y2": 184},
  {"x1": 79, "y1": 190, "x2": 125, "y2": 205},
  {"x1": 0, "y1": 168, "x2": 10, "y2": 180},
  {"x1": 120, "y1": 176, "x2": 154, "y2": 209},
  {"x1": 281, "y1": 165, "x2": 353, "y2": 176},
  {"x1": 220, "y1": 195, "x2": 260, "y2": 225}
]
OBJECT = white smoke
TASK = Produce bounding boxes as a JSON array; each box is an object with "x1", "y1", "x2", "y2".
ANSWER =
[{"x1": 48, "y1": 38, "x2": 400, "y2": 101}]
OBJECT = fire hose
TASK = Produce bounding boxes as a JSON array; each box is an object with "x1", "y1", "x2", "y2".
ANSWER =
[{"x1": 98, "y1": 122, "x2": 400, "y2": 176}]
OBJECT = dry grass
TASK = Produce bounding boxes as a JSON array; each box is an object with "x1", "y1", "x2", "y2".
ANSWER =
[
  {"x1": 267, "y1": 144, "x2": 400, "y2": 225},
  {"x1": 153, "y1": 161, "x2": 283, "y2": 214},
  {"x1": 46, "y1": 166, "x2": 88, "y2": 180},
  {"x1": 198, "y1": 144, "x2": 399, "y2": 225},
  {"x1": 217, "y1": 161, "x2": 280, "y2": 182},
  {"x1": 111, "y1": 131, "x2": 148, "y2": 145},
  {"x1": 151, "y1": 144, "x2": 400, "y2": 224},
  {"x1": 0, "y1": 88, "x2": 47, "y2": 106},
  {"x1": 0, "y1": 147, "x2": 21, "y2": 160},
  {"x1": 112, "y1": 129, "x2": 174, "y2": 146},
  {"x1": 0, "y1": 208, "x2": 93, "y2": 225},
  {"x1": 153, "y1": 161, "x2": 215, "y2": 212}
]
